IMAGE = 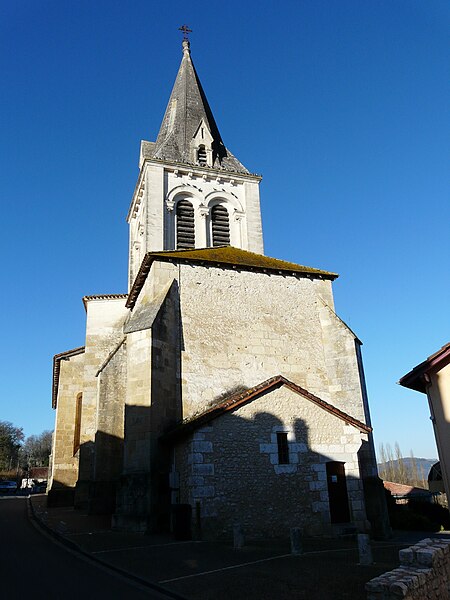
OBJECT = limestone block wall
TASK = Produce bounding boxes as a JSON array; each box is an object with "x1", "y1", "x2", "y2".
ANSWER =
[
  {"x1": 123, "y1": 328, "x2": 153, "y2": 475},
  {"x1": 113, "y1": 325, "x2": 153, "y2": 527},
  {"x1": 118, "y1": 278, "x2": 182, "y2": 530},
  {"x1": 366, "y1": 538, "x2": 450, "y2": 600},
  {"x1": 94, "y1": 340, "x2": 127, "y2": 482},
  {"x1": 76, "y1": 298, "x2": 128, "y2": 504},
  {"x1": 319, "y1": 303, "x2": 365, "y2": 423},
  {"x1": 50, "y1": 352, "x2": 85, "y2": 488},
  {"x1": 175, "y1": 264, "x2": 364, "y2": 422},
  {"x1": 175, "y1": 385, "x2": 367, "y2": 539},
  {"x1": 122, "y1": 262, "x2": 178, "y2": 476}
]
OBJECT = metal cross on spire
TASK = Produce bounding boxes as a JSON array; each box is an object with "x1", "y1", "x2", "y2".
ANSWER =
[{"x1": 178, "y1": 24, "x2": 192, "y2": 40}]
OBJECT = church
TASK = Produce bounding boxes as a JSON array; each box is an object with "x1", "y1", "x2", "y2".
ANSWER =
[{"x1": 48, "y1": 35, "x2": 388, "y2": 540}]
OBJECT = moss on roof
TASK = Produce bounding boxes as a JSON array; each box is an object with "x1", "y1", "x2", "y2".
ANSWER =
[{"x1": 148, "y1": 246, "x2": 338, "y2": 279}]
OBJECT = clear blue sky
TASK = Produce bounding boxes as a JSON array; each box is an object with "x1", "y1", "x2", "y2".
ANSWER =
[{"x1": 1, "y1": 1, "x2": 448, "y2": 459}]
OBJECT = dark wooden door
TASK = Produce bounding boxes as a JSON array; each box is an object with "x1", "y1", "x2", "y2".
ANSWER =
[{"x1": 326, "y1": 461, "x2": 351, "y2": 523}]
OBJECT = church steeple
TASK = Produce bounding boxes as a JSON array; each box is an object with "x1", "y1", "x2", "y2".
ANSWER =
[
  {"x1": 127, "y1": 34, "x2": 264, "y2": 289},
  {"x1": 152, "y1": 37, "x2": 248, "y2": 173}
]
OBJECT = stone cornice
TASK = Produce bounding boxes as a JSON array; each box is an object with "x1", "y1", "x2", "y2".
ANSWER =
[{"x1": 126, "y1": 157, "x2": 262, "y2": 222}]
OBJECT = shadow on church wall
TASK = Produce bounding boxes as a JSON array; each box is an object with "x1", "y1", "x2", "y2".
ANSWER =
[
  {"x1": 166, "y1": 401, "x2": 391, "y2": 541},
  {"x1": 48, "y1": 279, "x2": 390, "y2": 537},
  {"x1": 114, "y1": 280, "x2": 184, "y2": 531},
  {"x1": 48, "y1": 405, "x2": 390, "y2": 540}
]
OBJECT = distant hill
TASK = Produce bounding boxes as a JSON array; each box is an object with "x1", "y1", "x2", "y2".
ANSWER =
[{"x1": 378, "y1": 458, "x2": 438, "y2": 482}]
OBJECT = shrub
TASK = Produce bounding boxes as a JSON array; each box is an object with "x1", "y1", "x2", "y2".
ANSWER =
[{"x1": 408, "y1": 500, "x2": 450, "y2": 530}]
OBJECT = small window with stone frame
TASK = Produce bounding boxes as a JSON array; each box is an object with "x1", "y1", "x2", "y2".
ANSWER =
[{"x1": 277, "y1": 432, "x2": 290, "y2": 464}]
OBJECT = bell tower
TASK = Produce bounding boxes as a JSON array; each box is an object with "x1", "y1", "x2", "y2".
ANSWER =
[{"x1": 126, "y1": 32, "x2": 264, "y2": 289}]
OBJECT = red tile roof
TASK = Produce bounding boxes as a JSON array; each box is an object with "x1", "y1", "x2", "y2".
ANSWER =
[
  {"x1": 82, "y1": 294, "x2": 127, "y2": 311},
  {"x1": 160, "y1": 375, "x2": 371, "y2": 443},
  {"x1": 399, "y1": 342, "x2": 450, "y2": 393},
  {"x1": 383, "y1": 481, "x2": 431, "y2": 498}
]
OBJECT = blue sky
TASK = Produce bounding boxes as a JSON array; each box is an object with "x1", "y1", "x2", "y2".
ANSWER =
[{"x1": 1, "y1": 1, "x2": 448, "y2": 458}]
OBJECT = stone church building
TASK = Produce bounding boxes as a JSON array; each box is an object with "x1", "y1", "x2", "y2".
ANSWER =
[{"x1": 49, "y1": 38, "x2": 388, "y2": 539}]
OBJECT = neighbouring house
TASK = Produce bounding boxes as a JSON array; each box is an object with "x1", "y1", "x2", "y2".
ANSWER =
[
  {"x1": 428, "y1": 462, "x2": 445, "y2": 495},
  {"x1": 399, "y1": 343, "x2": 450, "y2": 502},
  {"x1": 48, "y1": 36, "x2": 390, "y2": 540},
  {"x1": 30, "y1": 467, "x2": 48, "y2": 482},
  {"x1": 383, "y1": 481, "x2": 432, "y2": 505}
]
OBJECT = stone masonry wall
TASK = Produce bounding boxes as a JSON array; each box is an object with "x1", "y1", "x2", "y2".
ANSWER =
[
  {"x1": 89, "y1": 340, "x2": 126, "y2": 515},
  {"x1": 76, "y1": 298, "x2": 127, "y2": 507},
  {"x1": 319, "y1": 303, "x2": 366, "y2": 423},
  {"x1": 366, "y1": 538, "x2": 450, "y2": 600},
  {"x1": 176, "y1": 385, "x2": 367, "y2": 540},
  {"x1": 50, "y1": 352, "x2": 85, "y2": 488},
  {"x1": 175, "y1": 264, "x2": 364, "y2": 423},
  {"x1": 94, "y1": 340, "x2": 127, "y2": 481}
]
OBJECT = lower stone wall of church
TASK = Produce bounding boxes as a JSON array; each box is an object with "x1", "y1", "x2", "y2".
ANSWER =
[{"x1": 174, "y1": 386, "x2": 368, "y2": 540}]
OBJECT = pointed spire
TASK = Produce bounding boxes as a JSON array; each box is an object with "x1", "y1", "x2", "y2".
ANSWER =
[{"x1": 151, "y1": 35, "x2": 248, "y2": 174}]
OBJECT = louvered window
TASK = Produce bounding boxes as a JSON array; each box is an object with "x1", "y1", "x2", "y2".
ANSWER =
[
  {"x1": 211, "y1": 205, "x2": 230, "y2": 247},
  {"x1": 176, "y1": 200, "x2": 195, "y2": 249},
  {"x1": 197, "y1": 145, "x2": 207, "y2": 165}
]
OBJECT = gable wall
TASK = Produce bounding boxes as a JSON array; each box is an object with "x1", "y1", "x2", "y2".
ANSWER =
[{"x1": 175, "y1": 263, "x2": 364, "y2": 422}]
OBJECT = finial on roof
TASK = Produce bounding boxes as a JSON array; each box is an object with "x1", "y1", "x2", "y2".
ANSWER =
[
  {"x1": 179, "y1": 24, "x2": 192, "y2": 55},
  {"x1": 179, "y1": 24, "x2": 192, "y2": 40}
]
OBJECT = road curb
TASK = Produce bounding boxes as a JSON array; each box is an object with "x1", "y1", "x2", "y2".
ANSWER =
[{"x1": 27, "y1": 497, "x2": 189, "y2": 600}]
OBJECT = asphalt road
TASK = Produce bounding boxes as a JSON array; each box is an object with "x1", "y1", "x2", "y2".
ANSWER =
[{"x1": 0, "y1": 496, "x2": 182, "y2": 599}]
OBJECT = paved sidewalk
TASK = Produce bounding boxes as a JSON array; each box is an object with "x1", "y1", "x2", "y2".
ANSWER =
[{"x1": 29, "y1": 495, "x2": 448, "y2": 600}]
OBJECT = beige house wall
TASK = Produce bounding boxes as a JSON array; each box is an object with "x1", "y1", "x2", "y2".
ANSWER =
[{"x1": 428, "y1": 362, "x2": 450, "y2": 498}]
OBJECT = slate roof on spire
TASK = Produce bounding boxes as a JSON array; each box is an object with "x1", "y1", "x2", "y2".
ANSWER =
[{"x1": 151, "y1": 40, "x2": 249, "y2": 174}]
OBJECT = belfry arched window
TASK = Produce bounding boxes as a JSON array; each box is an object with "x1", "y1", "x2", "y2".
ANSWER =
[
  {"x1": 176, "y1": 199, "x2": 195, "y2": 249},
  {"x1": 197, "y1": 145, "x2": 207, "y2": 166},
  {"x1": 211, "y1": 204, "x2": 230, "y2": 247}
]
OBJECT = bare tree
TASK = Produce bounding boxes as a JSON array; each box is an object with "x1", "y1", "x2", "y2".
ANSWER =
[
  {"x1": 20, "y1": 430, "x2": 53, "y2": 468},
  {"x1": 379, "y1": 442, "x2": 429, "y2": 488},
  {"x1": 0, "y1": 421, "x2": 24, "y2": 471}
]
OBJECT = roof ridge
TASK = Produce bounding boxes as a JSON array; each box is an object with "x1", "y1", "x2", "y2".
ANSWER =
[
  {"x1": 160, "y1": 375, "x2": 371, "y2": 443},
  {"x1": 126, "y1": 247, "x2": 338, "y2": 310}
]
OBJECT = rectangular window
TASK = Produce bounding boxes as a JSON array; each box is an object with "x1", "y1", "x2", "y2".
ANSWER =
[
  {"x1": 73, "y1": 393, "x2": 82, "y2": 455},
  {"x1": 277, "y1": 432, "x2": 289, "y2": 464}
]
